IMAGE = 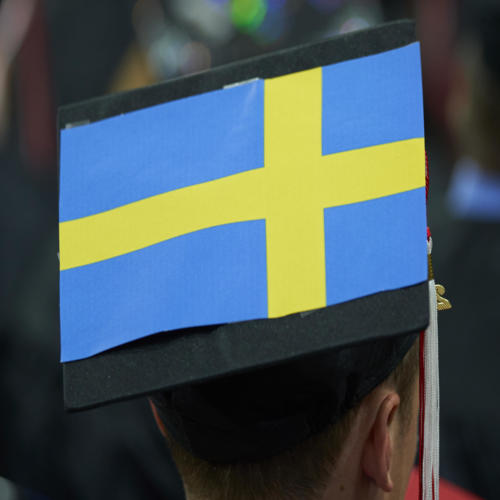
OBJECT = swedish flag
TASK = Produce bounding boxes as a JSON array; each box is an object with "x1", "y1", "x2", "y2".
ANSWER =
[{"x1": 59, "y1": 42, "x2": 427, "y2": 363}]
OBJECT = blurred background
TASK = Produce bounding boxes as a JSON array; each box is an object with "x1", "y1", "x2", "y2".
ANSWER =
[{"x1": 1, "y1": 0, "x2": 499, "y2": 499}]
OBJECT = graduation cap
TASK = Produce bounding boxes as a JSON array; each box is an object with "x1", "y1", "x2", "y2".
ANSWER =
[{"x1": 58, "y1": 19, "x2": 443, "y2": 499}]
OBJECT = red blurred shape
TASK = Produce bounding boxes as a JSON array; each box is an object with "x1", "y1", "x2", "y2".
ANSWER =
[{"x1": 405, "y1": 467, "x2": 485, "y2": 500}]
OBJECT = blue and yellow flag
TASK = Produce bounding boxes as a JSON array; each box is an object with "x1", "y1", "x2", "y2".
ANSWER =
[{"x1": 59, "y1": 42, "x2": 427, "y2": 362}]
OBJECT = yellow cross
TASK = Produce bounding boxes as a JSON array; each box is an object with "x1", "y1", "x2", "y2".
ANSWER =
[{"x1": 59, "y1": 68, "x2": 425, "y2": 318}]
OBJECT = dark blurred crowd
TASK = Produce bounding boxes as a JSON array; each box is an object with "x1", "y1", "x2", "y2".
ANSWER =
[{"x1": 0, "y1": 1, "x2": 499, "y2": 499}]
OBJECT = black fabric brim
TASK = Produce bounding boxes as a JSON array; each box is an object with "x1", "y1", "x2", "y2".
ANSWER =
[
  {"x1": 64, "y1": 283, "x2": 428, "y2": 410},
  {"x1": 60, "y1": 20, "x2": 425, "y2": 411}
]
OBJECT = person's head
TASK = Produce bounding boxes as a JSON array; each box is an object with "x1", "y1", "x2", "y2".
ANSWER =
[
  {"x1": 447, "y1": 0, "x2": 500, "y2": 170},
  {"x1": 150, "y1": 334, "x2": 420, "y2": 500}
]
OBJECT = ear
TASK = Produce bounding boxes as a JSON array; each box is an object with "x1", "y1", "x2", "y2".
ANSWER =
[
  {"x1": 361, "y1": 393, "x2": 400, "y2": 493},
  {"x1": 149, "y1": 398, "x2": 168, "y2": 438}
]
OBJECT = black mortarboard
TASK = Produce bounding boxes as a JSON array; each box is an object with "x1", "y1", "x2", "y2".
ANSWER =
[{"x1": 58, "y1": 20, "x2": 431, "y2": 464}]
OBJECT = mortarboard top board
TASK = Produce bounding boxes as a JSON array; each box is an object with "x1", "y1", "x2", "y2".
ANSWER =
[{"x1": 58, "y1": 19, "x2": 429, "y2": 419}]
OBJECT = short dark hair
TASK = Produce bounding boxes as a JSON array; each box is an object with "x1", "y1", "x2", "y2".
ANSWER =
[{"x1": 155, "y1": 337, "x2": 419, "y2": 500}]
